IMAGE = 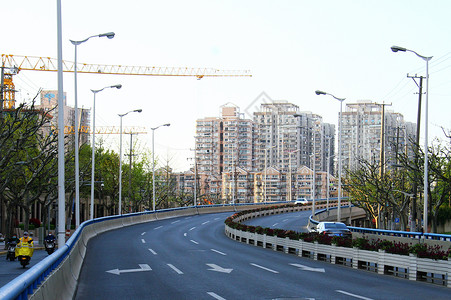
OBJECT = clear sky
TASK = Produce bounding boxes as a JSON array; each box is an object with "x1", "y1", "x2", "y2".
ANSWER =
[{"x1": 4, "y1": 0, "x2": 451, "y2": 171}]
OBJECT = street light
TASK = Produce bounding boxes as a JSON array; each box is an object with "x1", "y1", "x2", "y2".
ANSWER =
[
  {"x1": 151, "y1": 123, "x2": 170, "y2": 211},
  {"x1": 90, "y1": 84, "x2": 122, "y2": 220},
  {"x1": 118, "y1": 109, "x2": 142, "y2": 215},
  {"x1": 316, "y1": 90, "x2": 345, "y2": 222},
  {"x1": 70, "y1": 31, "x2": 115, "y2": 228},
  {"x1": 391, "y1": 46, "x2": 432, "y2": 232}
]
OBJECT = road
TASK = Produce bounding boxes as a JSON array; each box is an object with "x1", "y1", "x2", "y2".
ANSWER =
[
  {"x1": 0, "y1": 247, "x2": 49, "y2": 287},
  {"x1": 74, "y1": 211, "x2": 450, "y2": 299}
]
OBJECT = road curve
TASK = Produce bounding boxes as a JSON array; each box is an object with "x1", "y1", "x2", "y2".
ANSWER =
[{"x1": 74, "y1": 211, "x2": 450, "y2": 299}]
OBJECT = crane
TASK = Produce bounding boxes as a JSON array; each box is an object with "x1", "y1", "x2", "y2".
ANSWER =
[
  {"x1": 1, "y1": 54, "x2": 252, "y2": 109},
  {"x1": 57, "y1": 125, "x2": 147, "y2": 135}
]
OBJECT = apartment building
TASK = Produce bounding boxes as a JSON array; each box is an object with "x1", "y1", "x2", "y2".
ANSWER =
[
  {"x1": 253, "y1": 101, "x2": 335, "y2": 174},
  {"x1": 341, "y1": 101, "x2": 416, "y2": 171}
]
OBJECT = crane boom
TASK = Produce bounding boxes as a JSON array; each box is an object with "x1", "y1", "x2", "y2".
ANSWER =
[
  {"x1": 1, "y1": 54, "x2": 252, "y2": 77},
  {"x1": 56, "y1": 126, "x2": 147, "y2": 135}
]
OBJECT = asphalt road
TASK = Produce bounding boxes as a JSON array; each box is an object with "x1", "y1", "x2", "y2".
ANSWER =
[
  {"x1": 74, "y1": 211, "x2": 451, "y2": 300},
  {"x1": 0, "y1": 248, "x2": 49, "y2": 287}
]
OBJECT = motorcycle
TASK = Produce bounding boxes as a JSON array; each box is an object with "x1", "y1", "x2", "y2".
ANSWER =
[
  {"x1": 15, "y1": 240, "x2": 34, "y2": 268},
  {"x1": 44, "y1": 239, "x2": 55, "y2": 255},
  {"x1": 6, "y1": 241, "x2": 17, "y2": 261}
]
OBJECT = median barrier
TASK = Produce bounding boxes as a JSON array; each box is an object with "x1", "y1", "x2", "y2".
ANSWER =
[{"x1": 225, "y1": 205, "x2": 451, "y2": 288}]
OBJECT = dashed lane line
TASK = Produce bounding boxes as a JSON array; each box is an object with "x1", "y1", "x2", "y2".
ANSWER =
[
  {"x1": 141, "y1": 232, "x2": 146, "y2": 236},
  {"x1": 202, "y1": 221, "x2": 210, "y2": 225},
  {"x1": 250, "y1": 263, "x2": 279, "y2": 274},
  {"x1": 189, "y1": 227, "x2": 196, "y2": 231},
  {"x1": 190, "y1": 240, "x2": 199, "y2": 245},
  {"x1": 154, "y1": 226, "x2": 163, "y2": 230},
  {"x1": 207, "y1": 292, "x2": 226, "y2": 300},
  {"x1": 167, "y1": 264, "x2": 184, "y2": 274},
  {"x1": 336, "y1": 290, "x2": 373, "y2": 300},
  {"x1": 148, "y1": 248, "x2": 157, "y2": 255},
  {"x1": 171, "y1": 220, "x2": 180, "y2": 224},
  {"x1": 210, "y1": 249, "x2": 226, "y2": 256},
  {"x1": 141, "y1": 239, "x2": 146, "y2": 244}
]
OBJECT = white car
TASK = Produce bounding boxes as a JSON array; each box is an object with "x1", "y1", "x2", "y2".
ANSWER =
[{"x1": 294, "y1": 198, "x2": 309, "y2": 205}]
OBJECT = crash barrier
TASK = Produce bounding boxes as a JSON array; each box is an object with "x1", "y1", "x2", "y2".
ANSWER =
[
  {"x1": 226, "y1": 205, "x2": 451, "y2": 288},
  {"x1": 0, "y1": 202, "x2": 277, "y2": 300},
  {"x1": 309, "y1": 206, "x2": 451, "y2": 242}
]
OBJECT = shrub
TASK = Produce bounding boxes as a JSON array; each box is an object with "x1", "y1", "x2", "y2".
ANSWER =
[
  {"x1": 332, "y1": 236, "x2": 352, "y2": 248},
  {"x1": 409, "y1": 243, "x2": 450, "y2": 260}
]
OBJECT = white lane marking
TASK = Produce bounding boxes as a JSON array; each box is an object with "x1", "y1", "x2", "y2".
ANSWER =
[
  {"x1": 167, "y1": 264, "x2": 184, "y2": 274},
  {"x1": 206, "y1": 264, "x2": 233, "y2": 273},
  {"x1": 171, "y1": 220, "x2": 180, "y2": 224},
  {"x1": 211, "y1": 249, "x2": 227, "y2": 256},
  {"x1": 154, "y1": 225, "x2": 163, "y2": 230},
  {"x1": 214, "y1": 218, "x2": 220, "y2": 221},
  {"x1": 282, "y1": 219, "x2": 289, "y2": 222},
  {"x1": 189, "y1": 227, "x2": 196, "y2": 231},
  {"x1": 250, "y1": 263, "x2": 279, "y2": 273},
  {"x1": 336, "y1": 290, "x2": 374, "y2": 300},
  {"x1": 202, "y1": 221, "x2": 210, "y2": 225},
  {"x1": 185, "y1": 216, "x2": 192, "y2": 219},
  {"x1": 190, "y1": 239, "x2": 199, "y2": 244},
  {"x1": 290, "y1": 263, "x2": 325, "y2": 273},
  {"x1": 207, "y1": 292, "x2": 226, "y2": 300},
  {"x1": 141, "y1": 239, "x2": 146, "y2": 244},
  {"x1": 141, "y1": 232, "x2": 146, "y2": 236},
  {"x1": 272, "y1": 223, "x2": 279, "y2": 227},
  {"x1": 106, "y1": 264, "x2": 152, "y2": 275},
  {"x1": 184, "y1": 233, "x2": 187, "y2": 237},
  {"x1": 148, "y1": 248, "x2": 157, "y2": 255}
]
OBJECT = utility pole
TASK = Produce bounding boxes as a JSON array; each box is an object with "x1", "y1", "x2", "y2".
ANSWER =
[
  {"x1": 125, "y1": 133, "x2": 138, "y2": 213},
  {"x1": 407, "y1": 74, "x2": 424, "y2": 232}
]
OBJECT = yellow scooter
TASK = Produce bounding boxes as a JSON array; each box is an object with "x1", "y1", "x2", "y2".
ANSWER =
[{"x1": 15, "y1": 239, "x2": 34, "y2": 268}]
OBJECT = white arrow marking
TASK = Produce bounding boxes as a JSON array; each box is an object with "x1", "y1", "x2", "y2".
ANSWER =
[
  {"x1": 148, "y1": 248, "x2": 157, "y2": 255},
  {"x1": 167, "y1": 264, "x2": 184, "y2": 274},
  {"x1": 106, "y1": 264, "x2": 152, "y2": 275},
  {"x1": 207, "y1": 292, "x2": 226, "y2": 300},
  {"x1": 190, "y1": 239, "x2": 199, "y2": 244},
  {"x1": 290, "y1": 263, "x2": 325, "y2": 273},
  {"x1": 250, "y1": 263, "x2": 279, "y2": 273},
  {"x1": 206, "y1": 264, "x2": 233, "y2": 273},
  {"x1": 211, "y1": 249, "x2": 226, "y2": 256}
]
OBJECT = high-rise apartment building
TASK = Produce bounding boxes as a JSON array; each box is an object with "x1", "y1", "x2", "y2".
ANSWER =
[
  {"x1": 253, "y1": 101, "x2": 335, "y2": 175},
  {"x1": 341, "y1": 101, "x2": 416, "y2": 171}
]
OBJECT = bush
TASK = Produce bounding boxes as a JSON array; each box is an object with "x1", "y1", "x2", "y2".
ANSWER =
[{"x1": 410, "y1": 243, "x2": 450, "y2": 260}]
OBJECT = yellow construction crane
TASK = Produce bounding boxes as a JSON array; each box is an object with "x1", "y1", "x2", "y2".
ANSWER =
[
  {"x1": 61, "y1": 125, "x2": 147, "y2": 135},
  {"x1": 1, "y1": 54, "x2": 252, "y2": 109}
]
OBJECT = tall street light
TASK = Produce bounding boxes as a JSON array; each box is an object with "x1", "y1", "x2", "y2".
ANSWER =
[
  {"x1": 151, "y1": 123, "x2": 170, "y2": 211},
  {"x1": 90, "y1": 84, "x2": 122, "y2": 220},
  {"x1": 70, "y1": 31, "x2": 115, "y2": 228},
  {"x1": 118, "y1": 109, "x2": 142, "y2": 215},
  {"x1": 316, "y1": 90, "x2": 345, "y2": 222},
  {"x1": 391, "y1": 45, "x2": 432, "y2": 232}
]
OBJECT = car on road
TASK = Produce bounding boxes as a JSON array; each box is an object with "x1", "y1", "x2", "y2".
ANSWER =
[
  {"x1": 294, "y1": 198, "x2": 309, "y2": 205},
  {"x1": 314, "y1": 222, "x2": 352, "y2": 238}
]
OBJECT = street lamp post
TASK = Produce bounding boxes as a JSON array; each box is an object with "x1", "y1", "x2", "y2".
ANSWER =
[
  {"x1": 316, "y1": 90, "x2": 345, "y2": 222},
  {"x1": 70, "y1": 32, "x2": 115, "y2": 228},
  {"x1": 118, "y1": 109, "x2": 142, "y2": 215},
  {"x1": 391, "y1": 46, "x2": 432, "y2": 232},
  {"x1": 90, "y1": 84, "x2": 122, "y2": 220},
  {"x1": 151, "y1": 123, "x2": 170, "y2": 211}
]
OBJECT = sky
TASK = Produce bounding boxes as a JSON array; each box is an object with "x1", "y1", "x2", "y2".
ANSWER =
[{"x1": 4, "y1": 0, "x2": 451, "y2": 171}]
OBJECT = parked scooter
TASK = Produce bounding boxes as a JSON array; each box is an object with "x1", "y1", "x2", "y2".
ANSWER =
[{"x1": 6, "y1": 241, "x2": 17, "y2": 261}]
